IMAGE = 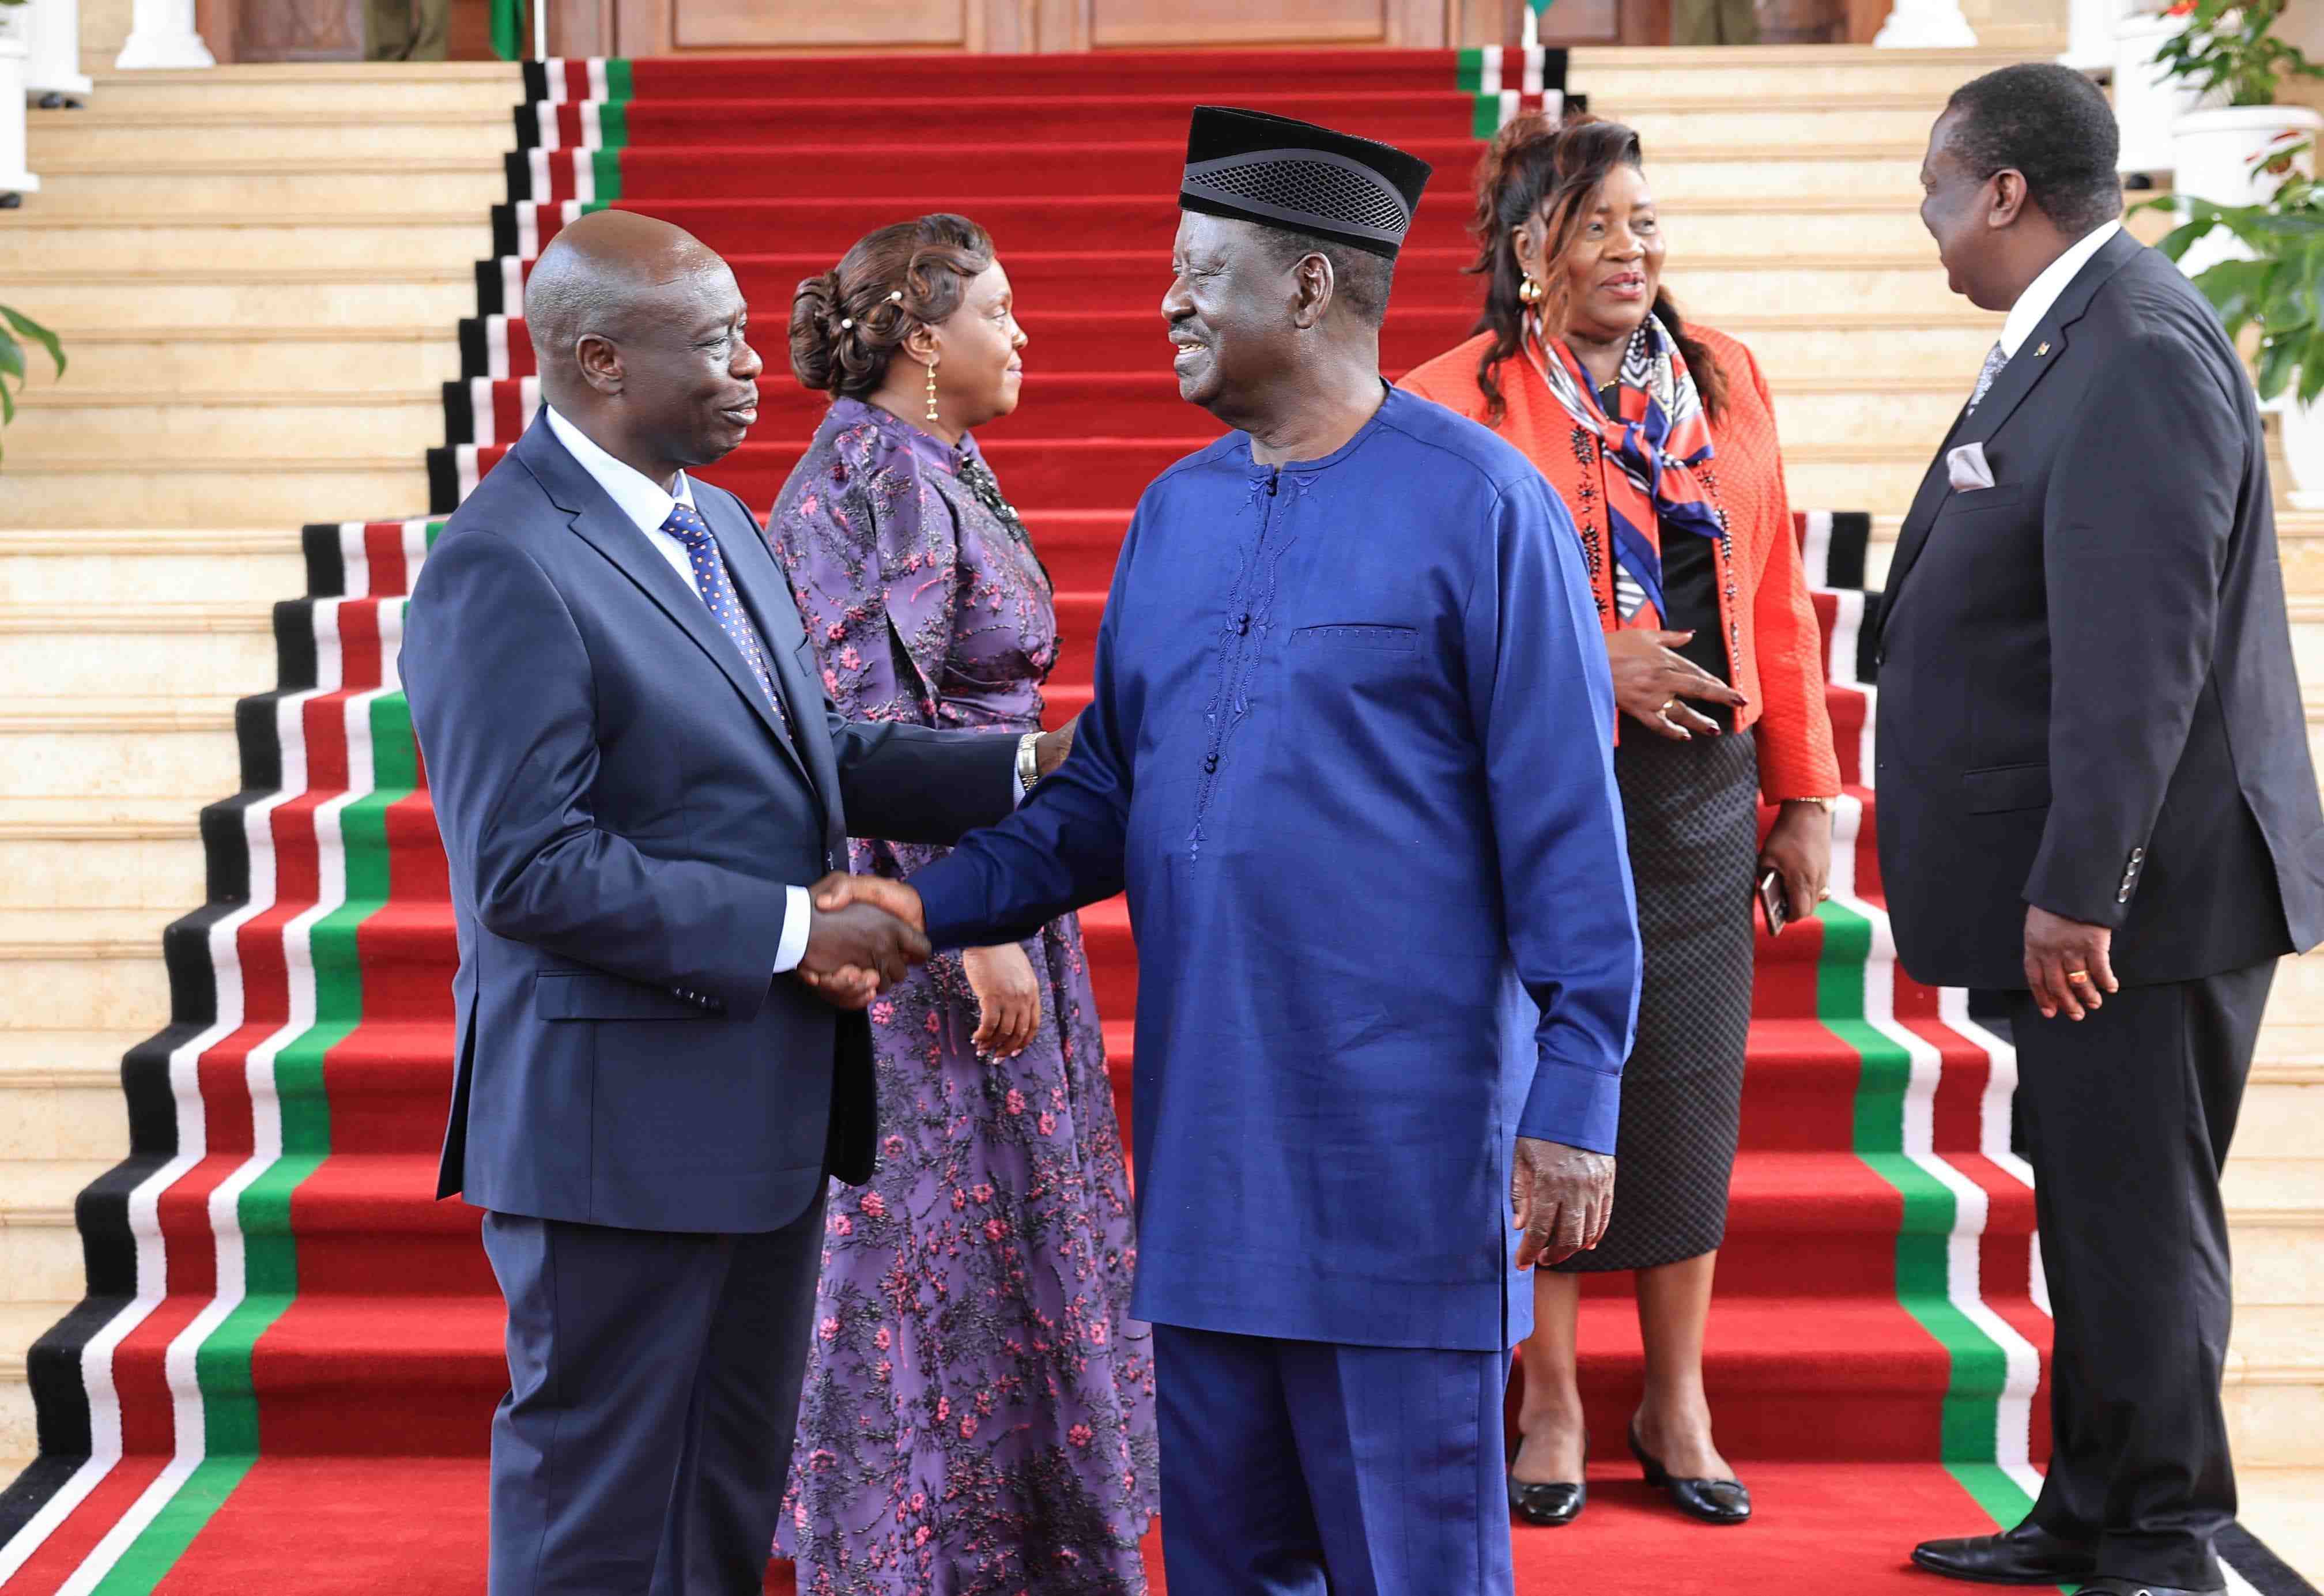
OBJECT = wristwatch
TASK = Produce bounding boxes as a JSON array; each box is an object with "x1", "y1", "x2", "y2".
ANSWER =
[
  {"x1": 1783, "y1": 796, "x2": 1836, "y2": 812},
  {"x1": 1016, "y1": 731, "x2": 1043, "y2": 795}
]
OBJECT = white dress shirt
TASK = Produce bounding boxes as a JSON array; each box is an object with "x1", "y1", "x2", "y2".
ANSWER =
[
  {"x1": 1999, "y1": 220, "x2": 2123, "y2": 359},
  {"x1": 544, "y1": 405, "x2": 813, "y2": 974}
]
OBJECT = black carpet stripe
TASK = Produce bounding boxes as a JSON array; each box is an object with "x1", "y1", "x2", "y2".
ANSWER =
[
  {"x1": 300, "y1": 523, "x2": 348, "y2": 601},
  {"x1": 0, "y1": 1453, "x2": 95, "y2": 1548},
  {"x1": 475, "y1": 255, "x2": 507, "y2": 319},
  {"x1": 460, "y1": 316, "x2": 493, "y2": 382},
  {"x1": 428, "y1": 448, "x2": 462, "y2": 516},
  {"x1": 2224, "y1": 1522, "x2": 2322, "y2": 1596},
  {"x1": 443, "y1": 379, "x2": 475, "y2": 448}
]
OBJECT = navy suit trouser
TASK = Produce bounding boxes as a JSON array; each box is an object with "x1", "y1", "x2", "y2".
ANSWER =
[
  {"x1": 481, "y1": 1194, "x2": 827, "y2": 1596},
  {"x1": 1153, "y1": 1323, "x2": 1514, "y2": 1595}
]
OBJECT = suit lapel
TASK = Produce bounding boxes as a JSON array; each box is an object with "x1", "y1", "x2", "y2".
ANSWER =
[
  {"x1": 511, "y1": 417, "x2": 808, "y2": 780},
  {"x1": 1878, "y1": 229, "x2": 2144, "y2": 635},
  {"x1": 699, "y1": 485, "x2": 841, "y2": 830},
  {"x1": 1880, "y1": 401, "x2": 1972, "y2": 622}
]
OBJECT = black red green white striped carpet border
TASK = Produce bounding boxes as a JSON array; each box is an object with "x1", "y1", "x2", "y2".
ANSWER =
[{"x1": 1, "y1": 44, "x2": 2317, "y2": 1595}]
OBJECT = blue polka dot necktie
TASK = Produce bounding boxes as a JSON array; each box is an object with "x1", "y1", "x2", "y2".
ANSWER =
[{"x1": 660, "y1": 501, "x2": 793, "y2": 735}]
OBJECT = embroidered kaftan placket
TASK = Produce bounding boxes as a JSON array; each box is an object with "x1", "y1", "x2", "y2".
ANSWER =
[{"x1": 1190, "y1": 467, "x2": 1295, "y2": 861}]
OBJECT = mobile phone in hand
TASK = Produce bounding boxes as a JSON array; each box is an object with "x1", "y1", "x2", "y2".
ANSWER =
[{"x1": 1757, "y1": 867, "x2": 1789, "y2": 938}]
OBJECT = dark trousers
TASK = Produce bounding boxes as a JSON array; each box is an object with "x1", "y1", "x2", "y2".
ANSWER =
[
  {"x1": 2004, "y1": 961, "x2": 2273, "y2": 1590},
  {"x1": 1152, "y1": 1323, "x2": 1514, "y2": 1595},
  {"x1": 480, "y1": 1194, "x2": 827, "y2": 1596}
]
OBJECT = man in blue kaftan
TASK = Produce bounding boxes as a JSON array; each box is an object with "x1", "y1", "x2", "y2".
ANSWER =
[{"x1": 813, "y1": 107, "x2": 1642, "y2": 1593}]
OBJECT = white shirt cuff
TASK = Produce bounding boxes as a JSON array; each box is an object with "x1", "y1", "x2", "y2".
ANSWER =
[{"x1": 772, "y1": 884, "x2": 812, "y2": 974}]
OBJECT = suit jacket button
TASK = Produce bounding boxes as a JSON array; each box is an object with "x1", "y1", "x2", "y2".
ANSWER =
[
  {"x1": 2131, "y1": 848, "x2": 2145, "y2": 863},
  {"x1": 2117, "y1": 888, "x2": 2133, "y2": 904}
]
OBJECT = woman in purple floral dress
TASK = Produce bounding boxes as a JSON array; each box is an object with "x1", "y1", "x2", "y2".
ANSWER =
[{"x1": 765, "y1": 213, "x2": 1156, "y2": 1595}]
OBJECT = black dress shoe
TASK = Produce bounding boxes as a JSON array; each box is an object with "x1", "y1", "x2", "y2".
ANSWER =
[
  {"x1": 1627, "y1": 1420, "x2": 1750, "y2": 1525},
  {"x1": 1910, "y1": 1522, "x2": 2097, "y2": 1584},
  {"x1": 2072, "y1": 1580, "x2": 2224, "y2": 1596}
]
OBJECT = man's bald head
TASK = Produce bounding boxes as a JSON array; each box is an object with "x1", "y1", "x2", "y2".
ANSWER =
[
  {"x1": 526, "y1": 210, "x2": 725, "y2": 388},
  {"x1": 523, "y1": 210, "x2": 765, "y2": 480}
]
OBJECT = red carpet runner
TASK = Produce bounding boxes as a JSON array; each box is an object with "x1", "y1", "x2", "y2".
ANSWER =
[{"x1": 0, "y1": 46, "x2": 2310, "y2": 1596}]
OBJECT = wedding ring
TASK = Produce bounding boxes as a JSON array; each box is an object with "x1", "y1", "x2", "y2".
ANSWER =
[
  {"x1": 1658, "y1": 699, "x2": 1677, "y2": 719},
  {"x1": 2066, "y1": 969, "x2": 2093, "y2": 986}
]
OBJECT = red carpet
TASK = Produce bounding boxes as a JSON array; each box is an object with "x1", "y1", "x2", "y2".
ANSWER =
[{"x1": 1, "y1": 43, "x2": 2306, "y2": 1596}]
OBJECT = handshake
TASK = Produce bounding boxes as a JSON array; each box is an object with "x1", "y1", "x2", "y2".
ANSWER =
[{"x1": 795, "y1": 872, "x2": 932, "y2": 1010}]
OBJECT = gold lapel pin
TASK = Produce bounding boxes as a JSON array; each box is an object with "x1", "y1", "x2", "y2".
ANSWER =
[{"x1": 2035, "y1": 341, "x2": 2050, "y2": 357}]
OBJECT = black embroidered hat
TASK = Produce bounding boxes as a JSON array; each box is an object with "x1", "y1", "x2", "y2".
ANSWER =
[{"x1": 1180, "y1": 105, "x2": 1432, "y2": 260}]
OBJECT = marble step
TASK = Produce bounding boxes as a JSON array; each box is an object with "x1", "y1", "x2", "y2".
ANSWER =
[
  {"x1": 0, "y1": 603, "x2": 277, "y2": 698},
  {"x1": 27, "y1": 108, "x2": 515, "y2": 165},
  {"x1": 0, "y1": 1028, "x2": 139, "y2": 1163},
  {"x1": 0, "y1": 211, "x2": 495, "y2": 272},
  {"x1": 3, "y1": 326, "x2": 464, "y2": 397},
  {"x1": 1571, "y1": 45, "x2": 2032, "y2": 101},
  {"x1": 1606, "y1": 99, "x2": 1948, "y2": 149},
  {"x1": 67, "y1": 62, "x2": 521, "y2": 115},
  {"x1": 5, "y1": 393, "x2": 446, "y2": 465},
  {"x1": 0, "y1": 697, "x2": 240, "y2": 803},
  {"x1": 2227, "y1": 1306, "x2": 2324, "y2": 1470},
  {"x1": 0, "y1": 1299, "x2": 69, "y2": 1474},
  {"x1": 0, "y1": 461, "x2": 427, "y2": 531},
  {"x1": 17, "y1": 156, "x2": 505, "y2": 216},
  {"x1": 2236, "y1": 1467, "x2": 2324, "y2": 1587},
  {"x1": 0, "y1": 531, "x2": 306, "y2": 604},
  {"x1": 1, "y1": 797, "x2": 205, "y2": 915},
  {"x1": 0, "y1": 1158, "x2": 115, "y2": 1304},
  {"x1": 0, "y1": 266, "x2": 476, "y2": 331}
]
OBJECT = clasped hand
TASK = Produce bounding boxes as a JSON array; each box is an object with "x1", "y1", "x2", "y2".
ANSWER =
[{"x1": 794, "y1": 873, "x2": 931, "y2": 1010}]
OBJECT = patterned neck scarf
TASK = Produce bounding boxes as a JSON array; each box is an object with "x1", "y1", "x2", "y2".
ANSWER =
[{"x1": 1522, "y1": 312, "x2": 1724, "y2": 627}]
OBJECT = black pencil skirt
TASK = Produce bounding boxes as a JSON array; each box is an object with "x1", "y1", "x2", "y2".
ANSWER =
[{"x1": 1552, "y1": 726, "x2": 1760, "y2": 1274}]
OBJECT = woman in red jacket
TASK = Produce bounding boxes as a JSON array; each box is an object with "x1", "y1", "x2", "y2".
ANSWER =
[{"x1": 1404, "y1": 113, "x2": 1841, "y2": 1530}]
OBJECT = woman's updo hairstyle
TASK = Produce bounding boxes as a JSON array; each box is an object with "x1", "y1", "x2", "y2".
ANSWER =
[
  {"x1": 791, "y1": 213, "x2": 996, "y2": 399},
  {"x1": 1466, "y1": 112, "x2": 1725, "y2": 426}
]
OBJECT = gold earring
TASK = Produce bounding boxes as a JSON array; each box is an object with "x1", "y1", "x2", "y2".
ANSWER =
[
  {"x1": 1518, "y1": 274, "x2": 1543, "y2": 306},
  {"x1": 925, "y1": 357, "x2": 940, "y2": 424}
]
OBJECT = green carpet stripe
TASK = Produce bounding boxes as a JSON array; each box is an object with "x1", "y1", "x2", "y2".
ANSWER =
[
  {"x1": 606, "y1": 57, "x2": 634, "y2": 100},
  {"x1": 84, "y1": 1458, "x2": 257, "y2": 1596},
  {"x1": 599, "y1": 99, "x2": 629, "y2": 150},
  {"x1": 425, "y1": 522, "x2": 444, "y2": 552},
  {"x1": 1471, "y1": 95, "x2": 1500, "y2": 139},
  {"x1": 101, "y1": 661, "x2": 423, "y2": 1588},
  {"x1": 1820, "y1": 900, "x2": 2018, "y2": 1478},
  {"x1": 593, "y1": 148, "x2": 622, "y2": 202},
  {"x1": 1455, "y1": 46, "x2": 1482, "y2": 92}
]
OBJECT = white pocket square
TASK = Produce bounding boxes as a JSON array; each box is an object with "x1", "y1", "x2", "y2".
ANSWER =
[{"x1": 1946, "y1": 441, "x2": 1995, "y2": 492}]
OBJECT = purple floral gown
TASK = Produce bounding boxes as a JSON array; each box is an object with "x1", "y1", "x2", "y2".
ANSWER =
[{"x1": 764, "y1": 397, "x2": 1156, "y2": 1595}]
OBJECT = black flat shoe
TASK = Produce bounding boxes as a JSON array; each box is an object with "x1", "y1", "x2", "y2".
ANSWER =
[
  {"x1": 1507, "y1": 1473, "x2": 1586, "y2": 1527},
  {"x1": 1628, "y1": 1420, "x2": 1750, "y2": 1525},
  {"x1": 1506, "y1": 1436, "x2": 1586, "y2": 1526},
  {"x1": 2073, "y1": 1580, "x2": 2224, "y2": 1596},
  {"x1": 1910, "y1": 1522, "x2": 2097, "y2": 1584}
]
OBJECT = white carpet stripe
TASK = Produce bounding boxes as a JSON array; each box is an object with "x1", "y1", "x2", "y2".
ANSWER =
[
  {"x1": 1821, "y1": 579, "x2": 2045, "y2": 1498},
  {"x1": 45, "y1": 604, "x2": 346, "y2": 1596}
]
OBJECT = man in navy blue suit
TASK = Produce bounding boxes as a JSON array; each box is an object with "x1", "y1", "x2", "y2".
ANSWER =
[{"x1": 401, "y1": 210, "x2": 1061, "y2": 1596}]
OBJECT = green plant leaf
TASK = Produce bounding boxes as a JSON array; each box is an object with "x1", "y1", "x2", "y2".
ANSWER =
[
  {"x1": 0, "y1": 334, "x2": 22, "y2": 382},
  {"x1": 0, "y1": 305, "x2": 65, "y2": 379},
  {"x1": 2257, "y1": 332, "x2": 2300, "y2": 400}
]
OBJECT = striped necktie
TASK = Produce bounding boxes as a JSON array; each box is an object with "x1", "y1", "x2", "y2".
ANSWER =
[
  {"x1": 659, "y1": 501, "x2": 792, "y2": 734},
  {"x1": 1967, "y1": 341, "x2": 2009, "y2": 413}
]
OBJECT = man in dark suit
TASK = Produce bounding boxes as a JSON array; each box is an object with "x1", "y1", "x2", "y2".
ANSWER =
[
  {"x1": 1875, "y1": 65, "x2": 2324, "y2": 1596},
  {"x1": 401, "y1": 210, "x2": 1057, "y2": 1595}
]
